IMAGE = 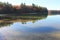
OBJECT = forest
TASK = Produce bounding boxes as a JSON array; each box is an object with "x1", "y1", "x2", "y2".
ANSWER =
[{"x1": 0, "y1": 2, "x2": 48, "y2": 15}]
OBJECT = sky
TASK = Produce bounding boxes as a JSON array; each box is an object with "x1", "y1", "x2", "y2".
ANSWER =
[{"x1": 0, "y1": 0, "x2": 60, "y2": 10}]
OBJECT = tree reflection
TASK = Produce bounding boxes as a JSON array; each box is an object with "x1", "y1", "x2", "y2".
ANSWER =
[
  {"x1": 0, "y1": 21, "x2": 13, "y2": 28},
  {"x1": 0, "y1": 13, "x2": 48, "y2": 27}
]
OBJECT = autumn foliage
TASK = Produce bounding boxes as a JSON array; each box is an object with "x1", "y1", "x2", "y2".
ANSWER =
[{"x1": 0, "y1": 2, "x2": 48, "y2": 15}]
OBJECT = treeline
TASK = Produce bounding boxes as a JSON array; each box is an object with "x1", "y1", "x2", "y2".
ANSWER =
[{"x1": 0, "y1": 2, "x2": 48, "y2": 15}]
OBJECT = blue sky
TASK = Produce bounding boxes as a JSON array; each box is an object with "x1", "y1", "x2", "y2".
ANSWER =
[{"x1": 0, "y1": 0, "x2": 60, "y2": 10}]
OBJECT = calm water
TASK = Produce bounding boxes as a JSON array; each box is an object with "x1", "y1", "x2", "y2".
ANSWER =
[{"x1": 0, "y1": 14, "x2": 60, "y2": 40}]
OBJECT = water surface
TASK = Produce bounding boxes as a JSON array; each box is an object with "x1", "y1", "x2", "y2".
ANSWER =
[{"x1": 0, "y1": 14, "x2": 60, "y2": 40}]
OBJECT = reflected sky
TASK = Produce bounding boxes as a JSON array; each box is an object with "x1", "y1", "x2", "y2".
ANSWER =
[{"x1": 0, "y1": 15, "x2": 60, "y2": 40}]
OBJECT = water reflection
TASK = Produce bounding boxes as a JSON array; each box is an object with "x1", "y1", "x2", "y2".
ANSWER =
[
  {"x1": 0, "y1": 14, "x2": 47, "y2": 27},
  {"x1": 0, "y1": 13, "x2": 60, "y2": 40},
  {"x1": 0, "y1": 22, "x2": 13, "y2": 28}
]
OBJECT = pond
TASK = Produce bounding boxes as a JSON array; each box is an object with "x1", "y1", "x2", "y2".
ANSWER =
[{"x1": 0, "y1": 14, "x2": 60, "y2": 40}]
